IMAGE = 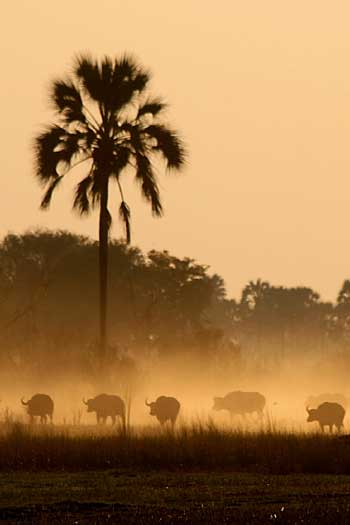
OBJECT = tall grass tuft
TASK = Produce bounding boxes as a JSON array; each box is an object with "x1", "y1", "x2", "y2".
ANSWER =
[{"x1": 0, "y1": 421, "x2": 349, "y2": 473}]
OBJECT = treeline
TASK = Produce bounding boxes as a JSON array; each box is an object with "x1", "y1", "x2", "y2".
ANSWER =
[
  {"x1": 0, "y1": 230, "x2": 349, "y2": 380},
  {"x1": 0, "y1": 230, "x2": 226, "y2": 381}
]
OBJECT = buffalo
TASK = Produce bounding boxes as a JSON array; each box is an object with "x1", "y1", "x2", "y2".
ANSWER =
[
  {"x1": 213, "y1": 391, "x2": 266, "y2": 419},
  {"x1": 305, "y1": 393, "x2": 348, "y2": 411},
  {"x1": 145, "y1": 396, "x2": 180, "y2": 426},
  {"x1": 21, "y1": 394, "x2": 54, "y2": 424},
  {"x1": 83, "y1": 393, "x2": 125, "y2": 425},
  {"x1": 306, "y1": 401, "x2": 345, "y2": 432}
]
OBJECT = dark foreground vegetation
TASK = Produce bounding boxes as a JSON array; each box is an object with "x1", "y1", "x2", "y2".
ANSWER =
[
  {"x1": 0, "y1": 424, "x2": 348, "y2": 522},
  {"x1": 1, "y1": 470, "x2": 350, "y2": 524},
  {"x1": 0, "y1": 422, "x2": 350, "y2": 474}
]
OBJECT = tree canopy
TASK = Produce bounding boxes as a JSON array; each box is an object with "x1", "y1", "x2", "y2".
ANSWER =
[{"x1": 0, "y1": 231, "x2": 348, "y2": 383}]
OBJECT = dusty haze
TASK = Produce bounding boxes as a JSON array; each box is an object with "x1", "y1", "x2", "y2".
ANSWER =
[
  {"x1": 2, "y1": 348, "x2": 350, "y2": 432},
  {"x1": 2, "y1": 1, "x2": 350, "y2": 301}
]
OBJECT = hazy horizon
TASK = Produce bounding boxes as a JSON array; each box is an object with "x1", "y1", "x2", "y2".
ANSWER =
[{"x1": 3, "y1": 1, "x2": 350, "y2": 301}]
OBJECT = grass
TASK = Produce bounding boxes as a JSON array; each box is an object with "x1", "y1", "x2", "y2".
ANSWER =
[
  {"x1": 1, "y1": 470, "x2": 350, "y2": 523},
  {"x1": 0, "y1": 420, "x2": 349, "y2": 473},
  {"x1": 0, "y1": 422, "x2": 349, "y2": 522}
]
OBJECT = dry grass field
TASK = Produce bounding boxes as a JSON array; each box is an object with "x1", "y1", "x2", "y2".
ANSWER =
[
  {"x1": 0, "y1": 422, "x2": 349, "y2": 522},
  {"x1": 0, "y1": 420, "x2": 348, "y2": 473}
]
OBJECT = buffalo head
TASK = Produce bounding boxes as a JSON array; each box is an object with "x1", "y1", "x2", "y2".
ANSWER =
[
  {"x1": 306, "y1": 406, "x2": 317, "y2": 422},
  {"x1": 145, "y1": 399, "x2": 156, "y2": 415},
  {"x1": 83, "y1": 398, "x2": 94, "y2": 412},
  {"x1": 212, "y1": 396, "x2": 224, "y2": 411}
]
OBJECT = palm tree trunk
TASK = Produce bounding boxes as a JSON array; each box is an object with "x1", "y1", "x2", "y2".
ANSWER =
[{"x1": 99, "y1": 181, "x2": 109, "y2": 369}]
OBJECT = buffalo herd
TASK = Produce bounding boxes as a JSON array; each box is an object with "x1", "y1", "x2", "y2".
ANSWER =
[{"x1": 18, "y1": 390, "x2": 349, "y2": 432}]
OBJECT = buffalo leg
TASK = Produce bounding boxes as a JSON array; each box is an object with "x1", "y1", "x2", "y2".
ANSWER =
[{"x1": 111, "y1": 415, "x2": 116, "y2": 425}]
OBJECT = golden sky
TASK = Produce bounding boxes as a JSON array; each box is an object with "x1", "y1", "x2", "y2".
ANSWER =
[{"x1": 2, "y1": 1, "x2": 350, "y2": 300}]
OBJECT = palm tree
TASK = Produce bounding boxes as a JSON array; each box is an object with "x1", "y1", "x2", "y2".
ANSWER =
[{"x1": 34, "y1": 54, "x2": 186, "y2": 367}]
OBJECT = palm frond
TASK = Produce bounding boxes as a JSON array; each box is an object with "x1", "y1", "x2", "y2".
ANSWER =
[
  {"x1": 135, "y1": 154, "x2": 163, "y2": 216},
  {"x1": 52, "y1": 80, "x2": 86, "y2": 125},
  {"x1": 112, "y1": 146, "x2": 130, "y2": 175},
  {"x1": 34, "y1": 126, "x2": 67, "y2": 182},
  {"x1": 73, "y1": 174, "x2": 93, "y2": 214},
  {"x1": 131, "y1": 69, "x2": 150, "y2": 93},
  {"x1": 114, "y1": 54, "x2": 138, "y2": 78},
  {"x1": 119, "y1": 200, "x2": 131, "y2": 243},
  {"x1": 89, "y1": 165, "x2": 105, "y2": 207},
  {"x1": 59, "y1": 132, "x2": 87, "y2": 165},
  {"x1": 75, "y1": 55, "x2": 103, "y2": 103},
  {"x1": 114, "y1": 54, "x2": 149, "y2": 91},
  {"x1": 111, "y1": 59, "x2": 149, "y2": 114},
  {"x1": 128, "y1": 125, "x2": 144, "y2": 151},
  {"x1": 40, "y1": 175, "x2": 64, "y2": 209},
  {"x1": 101, "y1": 56, "x2": 114, "y2": 86},
  {"x1": 84, "y1": 127, "x2": 97, "y2": 149},
  {"x1": 144, "y1": 124, "x2": 186, "y2": 169},
  {"x1": 137, "y1": 98, "x2": 167, "y2": 119}
]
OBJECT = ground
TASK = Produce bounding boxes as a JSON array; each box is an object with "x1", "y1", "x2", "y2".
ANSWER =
[{"x1": 1, "y1": 470, "x2": 350, "y2": 523}]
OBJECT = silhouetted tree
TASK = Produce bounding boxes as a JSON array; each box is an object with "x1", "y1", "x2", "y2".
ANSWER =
[
  {"x1": 124, "y1": 250, "x2": 226, "y2": 353},
  {"x1": 328, "y1": 280, "x2": 350, "y2": 347},
  {"x1": 0, "y1": 231, "x2": 225, "y2": 368},
  {"x1": 0, "y1": 230, "x2": 346, "y2": 381},
  {"x1": 33, "y1": 54, "x2": 186, "y2": 367},
  {"x1": 237, "y1": 280, "x2": 329, "y2": 364}
]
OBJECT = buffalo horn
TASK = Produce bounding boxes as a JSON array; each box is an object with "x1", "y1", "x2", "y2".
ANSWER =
[
  {"x1": 82, "y1": 398, "x2": 88, "y2": 406},
  {"x1": 21, "y1": 397, "x2": 28, "y2": 406},
  {"x1": 145, "y1": 398, "x2": 151, "y2": 407},
  {"x1": 306, "y1": 406, "x2": 311, "y2": 414}
]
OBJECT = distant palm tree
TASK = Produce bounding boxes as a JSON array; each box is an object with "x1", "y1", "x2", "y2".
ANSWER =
[{"x1": 34, "y1": 54, "x2": 186, "y2": 367}]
